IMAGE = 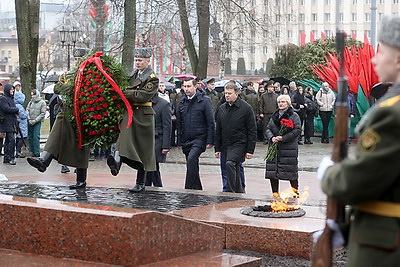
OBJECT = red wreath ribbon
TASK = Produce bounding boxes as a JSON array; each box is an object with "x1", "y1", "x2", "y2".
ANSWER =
[{"x1": 73, "y1": 52, "x2": 133, "y2": 148}]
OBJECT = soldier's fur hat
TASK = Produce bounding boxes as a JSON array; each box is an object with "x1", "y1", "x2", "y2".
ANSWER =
[
  {"x1": 134, "y1": 47, "x2": 152, "y2": 58},
  {"x1": 73, "y1": 48, "x2": 90, "y2": 58},
  {"x1": 378, "y1": 15, "x2": 400, "y2": 49}
]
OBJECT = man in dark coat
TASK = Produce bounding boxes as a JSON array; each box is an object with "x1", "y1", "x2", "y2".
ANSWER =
[
  {"x1": 176, "y1": 78, "x2": 215, "y2": 190},
  {"x1": 318, "y1": 15, "x2": 400, "y2": 266},
  {"x1": 145, "y1": 94, "x2": 172, "y2": 187},
  {"x1": 0, "y1": 84, "x2": 19, "y2": 165},
  {"x1": 215, "y1": 81, "x2": 257, "y2": 193},
  {"x1": 107, "y1": 47, "x2": 158, "y2": 193}
]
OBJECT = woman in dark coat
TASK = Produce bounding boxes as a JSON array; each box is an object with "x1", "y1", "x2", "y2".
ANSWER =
[
  {"x1": 0, "y1": 84, "x2": 19, "y2": 165},
  {"x1": 265, "y1": 94, "x2": 301, "y2": 197}
]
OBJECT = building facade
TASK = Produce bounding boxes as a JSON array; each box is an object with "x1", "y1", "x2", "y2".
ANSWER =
[{"x1": 215, "y1": 0, "x2": 400, "y2": 75}]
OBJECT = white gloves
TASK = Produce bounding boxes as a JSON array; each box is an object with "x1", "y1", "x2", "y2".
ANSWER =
[
  {"x1": 313, "y1": 219, "x2": 345, "y2": 248},
  {"x1": 317, "y1": 156, "x2": 334, "y2": 181}
]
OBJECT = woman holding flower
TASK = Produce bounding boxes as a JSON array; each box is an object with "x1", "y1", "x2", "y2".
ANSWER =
[{"x1": 265, "y1": 94, "x2": 302, "y2": 198}]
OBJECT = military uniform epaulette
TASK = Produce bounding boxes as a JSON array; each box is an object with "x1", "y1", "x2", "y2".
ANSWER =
[{"x1": 378, "y1": 95, "x2": 400, "y2": 108}]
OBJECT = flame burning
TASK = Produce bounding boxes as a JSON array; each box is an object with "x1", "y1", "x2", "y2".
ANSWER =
[{"x1": 270, "y1": 186, "x2": 310, "y2": 213}]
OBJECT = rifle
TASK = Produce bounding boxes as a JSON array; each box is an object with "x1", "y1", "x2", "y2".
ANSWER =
[{"x1": 311, "y1": 31, "x2": 348, "y2": 267}]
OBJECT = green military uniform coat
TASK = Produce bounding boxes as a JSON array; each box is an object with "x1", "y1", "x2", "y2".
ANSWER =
[
  {"x1": 204, "y1": 88, "x2": 220, "y2": 113},
  {"x1": 44, "y1": 113, "x2": 90, "y2": 168},
  {"x1": 322, "y1": 83, "x2": 400, "y2": 267},
  {"x1": 116, "y1": 66, "x2": 158, "y2": 171}
]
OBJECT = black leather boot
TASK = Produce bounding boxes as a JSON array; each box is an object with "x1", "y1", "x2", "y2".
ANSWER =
[
  {"x1": 69, "y1": 168, "x2": 87, "y2": 189},
  {"x1": 107, "y1": 151, "x2": 121, "y2": 176},
  {"x1": 27, "y1": 151, "x2": 54, "y2": 172},
  {"x1": 128, "y1": 167, "x2": 146, "y2": 193}
]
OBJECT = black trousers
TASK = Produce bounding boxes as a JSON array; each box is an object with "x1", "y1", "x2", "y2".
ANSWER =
[
  {"x1": 145, "y1": 162, "x2": 163, "y2": 187},
  {"x1": 270, "y1": 179, "x2": 298, "y2": 193},
  {"x1": 319, "y1": 111, "x2": 333, "y2": 141},
  {"x1": 3, "y1": 132, "x2": 15, "y2": 162},
  {"x1": 182, "y1": 144, "x2": 205, "y2": 190},
  {"x1": 225, "y1": 160, "x2": 244, "y2": 193}
]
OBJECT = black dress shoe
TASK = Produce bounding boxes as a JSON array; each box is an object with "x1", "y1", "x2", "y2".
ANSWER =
[
  {"x1": 128, "y1": 184, "x2": 145, "y2": 193},
  {"x1": 8, "y1": 159, "x2": 16, "y2": 165},
  {"x1": 298, "y1": 141, "x2": 303, "y2": 145},
  {"x1": 107, "y1": 154, "x2": 121, "y2": 176},
  {"x1": 69, "y1": 182, "x2": 86, "y2": 189}
]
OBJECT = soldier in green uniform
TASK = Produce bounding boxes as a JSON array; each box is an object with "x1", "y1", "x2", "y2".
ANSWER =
[
  {"x1": 27, "y1": 81, "x2": 90, "y2": 189},
  {"x1": 107, "y1": 47, "x2": 158, "y2": 193},
  {"x1": 203, "y1": 78, "x2": 220, "y2": 113},
  {"x1": 318, "y1": 15, "x2": 400, "y2": 266}
]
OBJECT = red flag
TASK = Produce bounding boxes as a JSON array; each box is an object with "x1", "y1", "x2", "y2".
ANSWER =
[
  {"x1": 300, "y1": 31, "x2": 306, "y2": 46},
  {"x1": 321, "y1": 32, "x2": 326, "y2": 39},
  {"x1": 310, "y1": 31, "x2": 315, "y2": 42},
  {"x1": 364, "y1": 33, "x2": 369, "y2": 44},
  {"x1": 352, "y1": 31, "x2": 357, "y2": 39}
]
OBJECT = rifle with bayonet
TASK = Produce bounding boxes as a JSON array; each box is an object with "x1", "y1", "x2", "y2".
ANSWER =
[{"x1": 311, "y1": 31, "x2": 348, "y2": 267}]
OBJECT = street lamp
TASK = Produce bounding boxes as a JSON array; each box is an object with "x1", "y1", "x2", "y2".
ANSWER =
[{"x1": 59, "y1": 28, "x2": 79, "y2": 70}]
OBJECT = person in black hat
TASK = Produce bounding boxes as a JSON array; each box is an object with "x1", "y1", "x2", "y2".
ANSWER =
[{"x1": 203, "y1": 78, "x2": 220, "y2": 112}]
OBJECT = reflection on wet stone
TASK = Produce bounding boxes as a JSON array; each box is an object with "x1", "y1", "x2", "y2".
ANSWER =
[{"x1": 0, "y1": 182, "x2": 240, "y2": 212}]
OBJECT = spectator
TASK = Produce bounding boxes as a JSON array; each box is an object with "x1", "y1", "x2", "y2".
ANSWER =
[
  {"x1": 14, "y1": 91, "x2": 28, "y2": 158},
  {"x1": 176, "y1": 78, "x2": 215, "y2": 190},
  {"x1": 265, "y1": 94, "x2": 302, "y2": 198},
  {"x1": 145, "y1": 94, "x2": 172, "y2": 187},
  {"x1": 304, "y1": 87, "x2": 318, "y2": 144},
  {"x1": 292, "y1": 86, "x2": 306, "y2": 145},
  {"x1": 158, "y1": 81, "x2": 170, "y2": 103},
  {"x1": 13, "y1": 81, "x2": 22, "y2": 93},
  {"x1": 0, "y1": 83, "x2": 4, "y2": 155},
  {"x1": 315, "y1": 82, "x2": 336, "y2": 143},
  {"x1": 280, "y1": 85, "x2": 290, "y2": 95},
  {"x1": 0, "y1": 84, "x2": 19, "y2": 165},
  {"x1": 259, "y1": 81, "x2": 278, "y2": 143},
  {"x1": 26, "y1": 89, "x2": 46, "y2": 157},
  {"x1": 203, "y1": 78, "x2": 220, "y2": 113}
]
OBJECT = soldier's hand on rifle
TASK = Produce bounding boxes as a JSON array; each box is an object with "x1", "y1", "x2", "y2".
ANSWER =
[{"x1": 317, "y1": 156, "x2": 334, "y2": 180}]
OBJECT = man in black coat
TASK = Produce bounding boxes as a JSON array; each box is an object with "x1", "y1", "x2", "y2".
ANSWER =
[
  {"x1": 145, "y1": 94, "x2": 172, "y2": 187},
  {"x1": 176, "y1": 78, "x2": 215, "y2": 190},
  {"x1": 215, "y1": 80, "x2": 257, "y2": 193},
  {"x1": 0, "y1": 84, "x2": 19, "y2": 165}
]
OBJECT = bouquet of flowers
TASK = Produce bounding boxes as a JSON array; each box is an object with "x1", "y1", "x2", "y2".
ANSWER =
[
  {"x1": 61, "y1": 52, "x2": 132, "y2": 149},
  {"x1": 264, "y1": 118, "x2": 294, "y2": 161}
]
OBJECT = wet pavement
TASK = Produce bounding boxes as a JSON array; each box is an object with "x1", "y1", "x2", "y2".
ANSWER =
[{"x1": 0, "y1": 136, "x2": 354, "y2": 266}]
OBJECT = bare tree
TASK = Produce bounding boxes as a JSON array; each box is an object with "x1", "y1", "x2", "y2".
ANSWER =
[
  {"x1": 121, "y1": 0, "x2": 136, "y2": 72},
  {"x1": 177, "y1": 0, "x2": 210, "y2": 78},
  {"x1": 90, "y1": 0, "x2": 106, "y2": 53},
  {"x1": 15, "y1": 0, "x2": 40, "y2": 104}
]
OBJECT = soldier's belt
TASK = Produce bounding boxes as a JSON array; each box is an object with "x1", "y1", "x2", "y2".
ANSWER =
[
  {"x1": 357, "y1": 201, "x2": 400, "y2": 218},
  {"x1": 132, "y1": 102, "x2": 152, "y2": 107}
]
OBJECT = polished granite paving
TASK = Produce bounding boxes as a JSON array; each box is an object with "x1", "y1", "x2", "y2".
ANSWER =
[{"x1": 0, "y1": 182, "x2": 241, "y2": 212}]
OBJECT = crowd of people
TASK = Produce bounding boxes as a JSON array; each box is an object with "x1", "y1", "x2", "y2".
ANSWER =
[{"x1": 0, "y1": 63, "x2": 340, "y2": 196}]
